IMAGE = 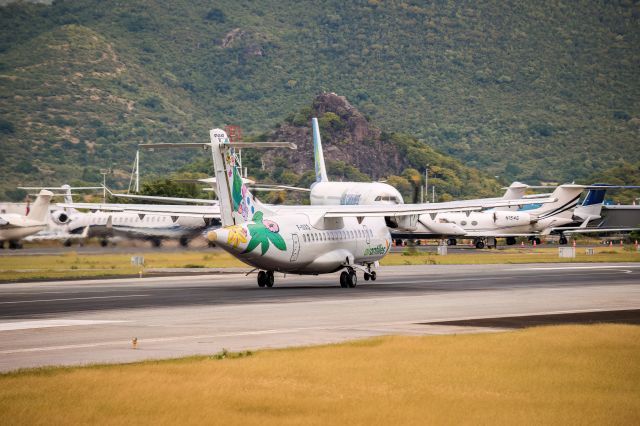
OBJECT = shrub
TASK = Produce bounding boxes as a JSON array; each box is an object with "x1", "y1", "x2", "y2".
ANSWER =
[{"x1": 0, "y1": 118, "x2": 15, "y2": 134}]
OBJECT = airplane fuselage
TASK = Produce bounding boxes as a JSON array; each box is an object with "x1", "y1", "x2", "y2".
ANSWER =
[
  {"x1": 68, "y1": 212, "x2": 209, "y2": 241},
  {"x1": 210, "y1": 214, "x2": 391, "y2": 274},
  {"x1": 0, "y1": 214, "x2": 47, "y2": 242}
]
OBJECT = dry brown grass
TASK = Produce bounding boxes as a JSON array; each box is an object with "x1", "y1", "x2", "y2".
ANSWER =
[
  {"x1": 382, "y1": 246, "x2": 640, "y2": 265},
  {"x1": 1, "y1": 324, "x2": 638, "y2": 425},
  {"x1": 0, "y1": 251, "x2": 246, "y2": 281}
]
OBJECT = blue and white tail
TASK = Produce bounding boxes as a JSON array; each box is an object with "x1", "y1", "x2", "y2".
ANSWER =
[
  {"x1": 209, "y1": 129, "x2": 274, "y2": 227},
  {"x1": 312, "y1": 117, "x2": 329, "y2": 183}
]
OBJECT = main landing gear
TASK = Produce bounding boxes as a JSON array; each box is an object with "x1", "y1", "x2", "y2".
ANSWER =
[
  {"x1": 340, "y1": 269, "x2": 358, "y2": 288},
  {"x1": 257, "y1": 270, "x2": 274, "y2": 288},
  {"x1": 558, "y1": 235, "x2": 568, "y2": 245},
  {"x1": 340, "y1": 265, "x2": 376, "y2": 288}
]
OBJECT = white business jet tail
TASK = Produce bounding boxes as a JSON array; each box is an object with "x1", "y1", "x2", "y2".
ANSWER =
[{"x1": 26, "y1": 190, "x2": 54, "y2": 222}]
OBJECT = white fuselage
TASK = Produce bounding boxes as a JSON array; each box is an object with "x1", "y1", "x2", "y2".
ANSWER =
[
  {"x1": 67, "y1": 211, "x2": 209, "y2": 241},
  {"x1": 0, "y1": 214, "x2": 47, "y2": 242},
  {"x1": 431, "y1": 210, "x2": 573, "y2": 237},
  {"x1": 211, "y1": 214, "x2": 391, "y2": 274},
  {"x1": 310, "y1": 181, "x2": 403, "y2": 206}
]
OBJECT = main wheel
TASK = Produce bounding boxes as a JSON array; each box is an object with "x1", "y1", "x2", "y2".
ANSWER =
[
  {"x1": 151, "y1": 238, "x2": 162, "y2": 248},
  {"x1": 370, "y1": 271, "x2": 377, "y2": 281},
  {"x1": 535, "y1": 238, "x2": 542, "y2": 245},
  {"x1": 364, "y1": 273, "x2": 370, "y2": 281},
  {"x1": 100, "y1": 239, "x2": 108, "y2": 247},
  {"x1": 179, "y1": 236, "x2": 189, "y2": 247},
  {"x1": 348, "y1": 270, "x2": 357, "y2": 288},
  {"x1": 559, "y1": 236, "x2": 568, "y2": 245},
  {"x1": 506, "y1": 237, "x2": 516, "y2": 246},
  {"x1": 257, "y1": 271, "x2": 266, "y2": 287},
  {"x1": 475, "y1": 240, "x2": 485, "y2": 249},
  {"x1": 340, "y1": 271, "x2": 348, "y2": 288},
  {"x1": 266, "y1": 271, "x2": 274, "y2": 288},
  {"x1": 448, "y1": 238, "x2": 457, "y2": 246}
]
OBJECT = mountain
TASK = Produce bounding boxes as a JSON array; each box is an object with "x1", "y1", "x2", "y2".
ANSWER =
[
  {"x1": 234, "y1": 93, "x2": 501, "y2": 203},
  {"x1": 1, "y1": 0, "x2": 639, "y2": 199}
]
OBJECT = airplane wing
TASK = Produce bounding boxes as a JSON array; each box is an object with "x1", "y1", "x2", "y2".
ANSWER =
[
  {"x1": 552, "y1": 227, "x2": 639, "y2": 234},
  {"x1": 57, "y1": 202, "x2": 221, "y2": 219},
  {"x1": 105, "y1": 193, "x2": 218, "y2": 205},
  {"x1": 321, "y1": 197, "x2": 558, "y2": 218}
]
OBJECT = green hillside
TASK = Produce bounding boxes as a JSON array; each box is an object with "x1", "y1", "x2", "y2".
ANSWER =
[{"x1": 1, "y1": 0, "x2": 639, "y2": 199}]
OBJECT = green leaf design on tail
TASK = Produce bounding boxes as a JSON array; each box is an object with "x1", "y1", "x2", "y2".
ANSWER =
[
  {"x1": 232, "y1": 166, "x2": 243, "y2": 210},
  {"x1": 242, "y1": 212, "x2": 287, "y2": 256}
]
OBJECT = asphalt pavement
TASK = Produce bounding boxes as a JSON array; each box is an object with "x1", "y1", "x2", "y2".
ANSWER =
[{"x1": 0, "y1": 263, "x2": 638, "y2": 371}]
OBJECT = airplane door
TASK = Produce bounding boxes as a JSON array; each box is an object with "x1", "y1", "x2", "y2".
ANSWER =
[
  {"x1": 290, "y1": 233, "x2": 300, "y2": 262},
  {"x1": 363, "y1": 225, "x2": 370, "y2": 244}
]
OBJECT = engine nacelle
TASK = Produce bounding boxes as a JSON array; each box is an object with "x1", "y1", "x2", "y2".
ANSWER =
[
  {"x1": 385, "y1": 214, "x2": 419, "y2": 231},
  {"x1": 51, "y1": 210, "x2": 70, "y2": 225},
  {"x1": 492, "y1": 211, "x2": 530, "y2": 227}
]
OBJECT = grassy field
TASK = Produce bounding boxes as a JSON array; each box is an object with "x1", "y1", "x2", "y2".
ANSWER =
[
  {"x1": 0, "y1": 246, "x2": 638, "y2": 282},
  {"x1": 0, "y1": 251, "x2": 246, "y2": 282},
  {"x1": 0, "y1": 324, "x2": 638, "y2": 425},
  {"x1": 383, "y1": 246, "x2": 640, "y2": 265}
]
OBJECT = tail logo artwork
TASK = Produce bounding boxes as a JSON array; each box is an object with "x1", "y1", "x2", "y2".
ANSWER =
[{"x1": 243, "y1": 211, "x2": 287, "y2": 255}]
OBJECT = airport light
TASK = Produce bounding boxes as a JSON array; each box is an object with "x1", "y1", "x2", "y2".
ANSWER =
[{"x1": 99, "y1": 168, "x2": 112, "y2": 203}]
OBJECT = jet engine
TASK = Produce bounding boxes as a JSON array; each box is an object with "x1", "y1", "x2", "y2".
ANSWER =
[
  {"x1": 492, "y1": 211, "x2": 530, "y2": 227},
  {"x1": 51, "y1": 210, "x2": 71, "y2": 225}
]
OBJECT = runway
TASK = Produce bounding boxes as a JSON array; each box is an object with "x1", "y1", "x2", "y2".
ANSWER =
[{"x1": 0, "y1": 263, "x2": 638, "y2": 371}]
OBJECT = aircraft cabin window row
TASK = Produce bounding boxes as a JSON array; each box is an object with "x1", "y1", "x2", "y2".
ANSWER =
[{"x1": 302, "y1": 228, "x2": 373, "y2": 243}]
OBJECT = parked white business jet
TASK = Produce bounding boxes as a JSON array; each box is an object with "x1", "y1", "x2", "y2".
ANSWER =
[
  {"x1": 48, "y1": 186, "x2": 216, "y2": 247},
  {"x1": 0, "y1": 190, "x2": 53, "y2": 249}
]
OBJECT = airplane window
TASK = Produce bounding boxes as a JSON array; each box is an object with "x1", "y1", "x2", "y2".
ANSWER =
[
  {"x1": 350, "y1": 231, "x2": 354, "y2": 239},
  {"x1": 303, "y1": 235, "x2": 307, "y2": 242},
  {"x1": 471, "y1": 221, "x2": 478, "y2": 226},
  {"x1": 461, "y1": 221, "x2": 467, "y2": 226},
  {"x1": 375, "y1": 196, "x2": 381, "y2": 201}
]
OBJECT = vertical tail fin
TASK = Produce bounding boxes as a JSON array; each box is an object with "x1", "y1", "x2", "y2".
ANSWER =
[
  {"x1": 209, "y1": 129, "x2": 273, "y2": 227},
  {"x1": 312, "y1": 117, "x2": 328, "y2": 183},
  {"x1": 534, "y1": 184, "x2": 584, "y2": 219},
  {"x1": 61, "y1": 184, "x2": 73, "y2": 205},
  {"x1": 26, "y1": 190, "x2": 53, "y2": 222},
  {"x1": 502, "y1": 182, "x2": 528, "y2": 200}
]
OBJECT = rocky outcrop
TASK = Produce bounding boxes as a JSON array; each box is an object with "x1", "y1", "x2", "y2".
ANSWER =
[{"x1": 263, "y1": 93, "x2": 404, "y2": 180}]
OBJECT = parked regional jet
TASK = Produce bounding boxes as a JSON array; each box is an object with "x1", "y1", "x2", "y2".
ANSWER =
[
  {"x1": 0, "y1": 190, "x2": 53, "y2": 249},
  {"x1": 50, "y1": 186, "x2": 217, "y2": 247}
]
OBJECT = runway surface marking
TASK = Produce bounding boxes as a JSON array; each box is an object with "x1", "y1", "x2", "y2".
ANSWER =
[
  {"x1": 2, "y1": 307, "x2": 638, "y2": 355},
  {"x1": 0, "y1": 319, "x2": 126, "y2": 332},
  {"x1": 513, "y1": 265, "x2": 640, "y2": 271},
  {"x1": 0, "y1": 294, "x2": 149, "y2": 305}
]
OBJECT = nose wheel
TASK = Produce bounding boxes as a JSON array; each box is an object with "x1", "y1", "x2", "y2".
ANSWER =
[{"x1": 257, "y1": 270, "x2": 274, "y2": 288}]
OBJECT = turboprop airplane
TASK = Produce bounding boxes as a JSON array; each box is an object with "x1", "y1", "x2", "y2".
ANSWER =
[
  {"x1": 118, "y1": 128, "x2": 555, "y2": 288},
  {"x1": 0, "y1": 190, "x2": 53, "y2": 249}
]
